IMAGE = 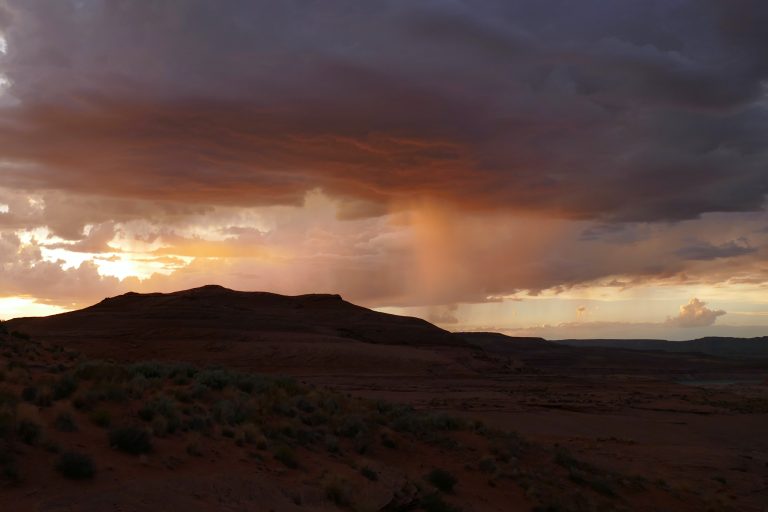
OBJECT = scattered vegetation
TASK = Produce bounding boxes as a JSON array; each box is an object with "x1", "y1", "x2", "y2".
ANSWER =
[
  {"x1": 360, "y1": 466, "x2": 378, "y2": 481},
  {"x1": 427, "y1": 468, "x2": 458, "y2": 493},
  {"x1": 16, "y1": 420, "x2": 41, "y2": 446},
  {"x1": 419, "y1": 493, "x2": 462, "y2": 512},
  {"x1": 90, "y1": 409, "x2": 112, "y2": 428},
  {"x1": 54, "y1": 411, "x2": 78, "y2": 432},
  {"x1": 554, "y1": 447, "x2": 618, "y2": 497},
  {"x1": 56, "y1": 451, "x2": 95, "y2": 480},
  {"x1": 273, "y1": 445, "x2": 298, "y2": 469},
  {"x1": 0, "y1": 322, "x2": 689, "y2": 510},
  {"x1": 109, "y1": 426, "x2": 153, "y2": 454},
  {"x1": 324, "y1": 477, "x2": 352, "y2": 507}
]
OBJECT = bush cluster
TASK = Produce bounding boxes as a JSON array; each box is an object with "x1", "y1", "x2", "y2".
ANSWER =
[
  {"x1": 109, "y1": 426, "x2": 152, "y2": 454},
  {"x1": 56, "y1": 451, "x2": 95, "y2": 480}
]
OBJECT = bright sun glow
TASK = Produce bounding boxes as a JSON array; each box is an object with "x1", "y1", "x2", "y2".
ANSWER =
[{"x1": 0, "y1": 297, "x2": 69, "y2": 320}]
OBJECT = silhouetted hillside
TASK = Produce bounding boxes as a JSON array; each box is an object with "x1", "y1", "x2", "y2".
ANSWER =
[
  {"x1": 7, "y1": 285, "x2": 462, "y2": 348},
  {"x1": 556, "y1": 336, "x2": 768, "y2": 359}
]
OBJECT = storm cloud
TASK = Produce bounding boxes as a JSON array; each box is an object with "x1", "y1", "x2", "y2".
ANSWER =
[
  {"x1": 0, "y1": 0, "x2": 766, "y2": 224},
  {"x1": 0, "y1": 0, "x2": 767, "y2": 331}
]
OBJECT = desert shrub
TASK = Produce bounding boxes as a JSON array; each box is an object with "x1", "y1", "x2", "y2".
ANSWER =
[
  {"x1": 242, "y1": 424, "x2": 267, "y2": 449},
  {"x1": 138, "y1": 404, "x2": 155, "y2": 421},
  {"x1": 234, "y1": 373, "x2": 279, "y2": 395},
  {"x1": 75, "y1": 361, "x2": 128, "y2": 382},
  {"x1": 138, "y1": 395, "x2": 181, "y2": 433},
  {"x1": 186, "y1": 442, "x2": 203, "y2": 457},
  {"x1": 274, "y1": 376, "x2": 301, "y2": 394},
  {"x1": 109, "y1": 425, "x2": 152, "y2": 454},
  {"x1": 139, "y1": 395, "x2": 176, "y2": 419},
  {"x1": 33, "y1": 391, "x2": 53, "y2": 408},
  {"x1": 127, "y1": 374, "x2": 150, "y2": 397},
  {"x1": 566, "y1": 469, "x2": 617, "y2": 497},
  {"x1": 325, "y1": 477, "x2": 352, "y2": 507},
  {"x1": 56, "y1": 451, "x2": 95, "y2": 479},
  {"x1": 173, "y1": 388, "x2": 194, "y2": 403},
  {"x1": 168, "y1": 362, "x2": 197, "y2": 380},
  {"x1": 54, "y1": 412, "x2": 78, "y2": 432},
  {"x1": 319, "y1": 396, "x2": 341, "y2": 415},
  {"x1": 21, "y1": 386, "x2": 38, "y2": 402},
  {"x1": 195, "y1": 368, "x2": 235, "y2": 390},
  {"x1": 240, "y1": 423, "x2": 259, "y2": 441},
  {"x1": 554, "y1": 448, "x2": 617, "y2": 497},
  {"x1": 271, "y1": 398, "x2": 296, "y2": 417},
  {"x1": 361, "y1": 466, "x2": 378, "y2": 481},
  {"x1": 336, "y1": 414, "x2": 367, "y2": 438},
  {"x1": 16, "y1": 420, "x2": 41, "y2": 445},
  {"x1": 324, "y1": 435, "x2": 340, "y2": 454},
  {"x1": 0, "y1": 388, "x2": 18, "y2": 406},
  {"x1": 90, "y1": 409, "x2": 112, "y2": 428},
  {"x1": 553, "y1": 447, "x2": 576, "y2": 466},
  {"x1": 426, "y1": 469, "x2": 457, "y2": 493},
  {"x1": 71, "y1": 393, "x2": 90, "y2": 411},
  {"x1": 185, "y1": 415, "x2": 212, "y2": 433},
  {"x1": 489, "y1": 431, "x2": 526, "y2": 462},
  {"x1": 152, "y1": 416, "x2": 170, "y2": 437},
  {"x1": 0, "y1": 408, "x2": 14, "y2": 438},
  {"x1": 296, "y1": 427, "x2": 321, "y2": 447},
  {"x1": 478, "y1": 457, "x2": 497, "y2": 474},
  {"x1": 128, "y1": 361, "x2": 168, "y2": 379},
  {"x1": 355, "y1": 432, "x2": 376, "y2": 454},
  {"x1": 420, "y1": 493, "x2": 462, "y2": 512},
  {"x1": 301, "y1": 411, "x2": 328, "y2": 427},
  {"x1": 293, "y1": 397, "x2": 315, "y2": 413},
  {"x1": 87, "y1": 384, "x2": 128, "y2": 403},
  {"x1": 0, "y1": 447, "x2": 19, "y2": 484},
  {"x1": 52, "y1": 375, "x2": 78, "y2": 400},
  {"x1": 471, "y1": 420, "x2": 488, "y2": 435},
  {"x1": 273, "y1": 445, "x2": 298, "y2": 468},
  {"x1": 381, "y1": 432, "x2": 398, "y2": 449},
  {"x1": 183, "y1": 385, "x2": 205, "y2": 403},
  {"x1": 43, "y1": 440, "x2": 61, "y2": 453},
  {"x1": 212, "y1": 399, "x2": 252, "y2": 426}
]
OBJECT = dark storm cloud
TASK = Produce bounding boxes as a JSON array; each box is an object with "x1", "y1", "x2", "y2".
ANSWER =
[{"x1": 0, "y1": 0, "x2": 767, "y2": 223}]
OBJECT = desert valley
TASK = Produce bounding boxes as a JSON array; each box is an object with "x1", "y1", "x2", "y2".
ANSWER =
[{"x1": 0, "y1": 286, "x2": 766, "y2": 511}]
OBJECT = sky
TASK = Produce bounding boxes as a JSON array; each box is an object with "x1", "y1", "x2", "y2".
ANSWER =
[{"x1": 0, "y1": 0, "x2": 766, "y2": 340}]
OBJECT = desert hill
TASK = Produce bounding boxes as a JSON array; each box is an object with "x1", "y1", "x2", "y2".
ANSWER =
[
  {"x1": 7, "y1": 285, "x2": 461, "y2": 347},
  {"x1": 556, "y1": 336, "x2": 768, "y2": 359},
  {"x1": 5, "y1": 286, "x2": 469, "y2": 375},
  {"x1": 9, "y1": 287, "x2": 767, "y2": 377},
  {"x1": 459, "y1": 331, "x2": 767, "y2": 376}
]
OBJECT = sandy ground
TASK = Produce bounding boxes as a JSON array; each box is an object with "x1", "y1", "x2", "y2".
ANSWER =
[{"x1": 4, "y1": 287, "x2": 767, "y2": 511}]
